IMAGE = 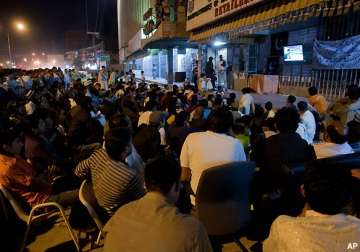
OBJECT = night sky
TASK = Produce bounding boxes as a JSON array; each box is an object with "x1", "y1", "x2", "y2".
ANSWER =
[{"x1": 0, "y1": 0, "x2": 117, "y2": 56}]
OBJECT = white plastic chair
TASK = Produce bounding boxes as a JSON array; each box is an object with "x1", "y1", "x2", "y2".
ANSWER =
[
  {"x1": 79, "y1": 180, "x2": 105, "y2": 247},
  {"x1": 0, "y1": 184, "x2": 80, "y2": 252}
]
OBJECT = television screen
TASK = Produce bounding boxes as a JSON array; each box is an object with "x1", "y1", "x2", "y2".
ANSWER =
[{"x1": 283, "y1": 45, "x2": 304, "y2": 62}]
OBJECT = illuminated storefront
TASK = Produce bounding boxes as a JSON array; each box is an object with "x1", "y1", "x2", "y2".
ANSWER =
[
  {"x1": 129, "y1": 48, "x2": 198, "y2": 83},
  {"x1": 118, "y1": 0, "x2": 197, "y2": 84},
  {"x1": 187, "y1": 0, "x2": 325, "y2": 90}
]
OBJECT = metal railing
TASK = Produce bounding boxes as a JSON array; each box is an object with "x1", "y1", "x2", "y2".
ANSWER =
[{"x1": 278, "y1": 69, "x2": 360, "y2": 101}]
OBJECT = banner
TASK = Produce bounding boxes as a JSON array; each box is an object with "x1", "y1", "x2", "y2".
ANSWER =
[{"x1": 314, "y1": 35, "x2": 360, "y2": 69}]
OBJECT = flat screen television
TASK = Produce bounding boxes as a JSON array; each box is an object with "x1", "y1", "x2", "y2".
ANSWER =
[{"x1": 283, "y1": 45, "x2": 304, "y2": 62}]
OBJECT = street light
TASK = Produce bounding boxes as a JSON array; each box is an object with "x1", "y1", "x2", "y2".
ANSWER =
[
  {"x1": 23, "y1": 58, "x2": 27, "y2": 62},
  {"x1": 32, "y1": 52, "x2": 36, "y2": 56},
  {"x1": 16, "y1": 22, "x2": 25, "y2": 31},
  {"x1": 5, "y1": 21, "x2": 27, "y2": 67}
]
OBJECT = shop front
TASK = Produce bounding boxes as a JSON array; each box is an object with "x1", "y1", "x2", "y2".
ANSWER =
[
  {"x1": 187, "y1": 0, "x2": 325, "y2": 92},
  {"x1": 128, "y1": 47, "x2": 198, "y2": 84},
  {"x1": 122, "y1": 0, "x2": 198, "y2": 84}
]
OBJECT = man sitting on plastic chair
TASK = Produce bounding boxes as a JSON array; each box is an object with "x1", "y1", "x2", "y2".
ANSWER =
[{"x1": 0, "y1": 128, "x2": 79, "y2": 209}]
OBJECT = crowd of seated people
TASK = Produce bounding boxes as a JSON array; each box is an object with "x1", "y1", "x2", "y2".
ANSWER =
[{"x1": 0, "y1": 67, "x2": 359, "y2": 252}]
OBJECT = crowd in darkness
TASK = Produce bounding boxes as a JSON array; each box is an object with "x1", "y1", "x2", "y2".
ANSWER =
[{"x1": 0, "y1": 67, "x2": 359, "y2": 252}]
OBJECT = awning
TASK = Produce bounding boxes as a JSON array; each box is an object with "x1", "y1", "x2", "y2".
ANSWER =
[
  {"x1": 126, "y1": 49, "x2": 149, "y2": 62},
  {"x1": 190, "y1": 0, "x2": 323, "y2": 41},
  {"x1": 142, "y1": 38, "x2": 198, "y2": 50}
]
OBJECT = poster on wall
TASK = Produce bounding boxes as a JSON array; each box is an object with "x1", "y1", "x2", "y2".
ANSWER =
[{"x1": 187, "y1": 0, "x2": 264, "y2": 31}]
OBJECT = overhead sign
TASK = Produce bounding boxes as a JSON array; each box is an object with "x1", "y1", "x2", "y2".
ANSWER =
[
  {"x1": 143, "y1": 8, "x2": 153, "y2": 21},
  {"x1": 187, "y1": 0, "x2": 264, "y2": 31}
]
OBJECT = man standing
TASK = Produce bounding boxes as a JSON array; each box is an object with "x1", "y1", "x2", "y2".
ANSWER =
[
  {"x1": 108, "y1": 69, "x2": 118, "y2": 88},
  {"x1": 192, "y1": 60, "x2": 199, "y2": 86},
  {"x1": 217, "y1": 55, "x2": 226, "y2": 90},
  {"x1": 64, "y1": 69, "x2": 71, "y2": 89},
  {"x1": 205, "y1": 57, "x2": 216, "y2": 90},
  {"x1": 103, "y1": 155, "x2": 213, "y2": 252},
  {"x1": 98, "y1": 66, "x2": 109, "y2": 91}
]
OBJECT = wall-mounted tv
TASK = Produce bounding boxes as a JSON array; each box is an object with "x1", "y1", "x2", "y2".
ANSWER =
[{"x1": 283, "y1": 45, "x2": 304, "y2": 62}]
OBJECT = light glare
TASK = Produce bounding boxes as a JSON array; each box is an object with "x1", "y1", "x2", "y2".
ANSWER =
[
  {"x1": 16, "y1": 22, "x2": 25, "y2": 31},
  {"x1": 213, "y1": 41, "x2": 226, "y2": 47}
]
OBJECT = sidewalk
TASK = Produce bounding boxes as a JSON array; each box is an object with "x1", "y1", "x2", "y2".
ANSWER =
[
  {"x1": 136, "y1": 79, "x2": 307, "y2": 109},
  {"x1": 250, "y1": 93, "x2": 307, "y2": 109}
]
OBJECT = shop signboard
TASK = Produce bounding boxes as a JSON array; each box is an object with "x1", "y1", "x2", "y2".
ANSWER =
[
  {"x1": 100, "y1": 55, "x2": 111, "y2": 62},
  {"x1": 187, "y1": 0, "x2": 264, "y2": 31},
  {"x1": 143, "y1": 8, "x2": 153, "y2": 21}
]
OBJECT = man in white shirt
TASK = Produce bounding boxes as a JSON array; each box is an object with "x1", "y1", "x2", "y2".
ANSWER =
[
  {"x1": 343, "y1": 85, "x2": 360, "y2": 124},
  {"x1": 238, "y1": 88, "x2": 255, "y2": 116},
  {"x1": 314, "y1": 123, "x2": 354, "y2": 159},
  {"x1": 104, "y1": 155, "x2": 213, "y2": 252},
  {"x1": 98, "y1": 66, "x2": 109, "y2": 90},
  {"x1": 180, "y1": 108, "x2": 246, "y2": 204},
  {"x1": 297, "y1": 101, "x2": 316, "y2": 144},
  {"x1": 264, "y1": 160, "x2": 360, "y2": 252},
  {"x1": 140, "y1": 70, "x2": 146, "y2": 83},
  {"x1": 217, "y1": 55, "x2": 226, "y2": 89}
]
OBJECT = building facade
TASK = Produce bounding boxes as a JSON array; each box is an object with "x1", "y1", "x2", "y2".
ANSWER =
[
  {"x1": 187, "y1": 0, "x2": 360, "y2": 98},
  {"x1": 64, "y1": 42, "x2": 115, "y2": 71},
  {"x1": 117, "y1": 0, "x2": 197, "y2": 83}
]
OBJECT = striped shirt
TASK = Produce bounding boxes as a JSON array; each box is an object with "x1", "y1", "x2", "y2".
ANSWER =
[{"x1": 75, "y1": 149, "x2": 145, "y2": 216}]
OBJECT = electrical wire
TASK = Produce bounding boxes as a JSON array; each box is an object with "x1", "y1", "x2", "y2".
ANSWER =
[{"x1": 85, "y1": 0, "x2": 89, "y2": 33}]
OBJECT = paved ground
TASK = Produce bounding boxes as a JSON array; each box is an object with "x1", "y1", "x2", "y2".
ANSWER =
[
  {"x1": 26, "y1": 220, "x2": 256, "y2": 252},
  {"x1": 233, "y1": 92, "x2": 307, "y2": 109}
]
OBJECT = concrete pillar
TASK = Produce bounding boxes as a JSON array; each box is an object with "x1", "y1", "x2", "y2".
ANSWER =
[{"x1": 167, "y1": 48, "x2": 174, "y2": 84}]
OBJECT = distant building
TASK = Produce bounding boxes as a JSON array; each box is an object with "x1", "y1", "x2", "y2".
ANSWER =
[{"x1": 65, "y1": 42, "x2": 115, "y2": 70}]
